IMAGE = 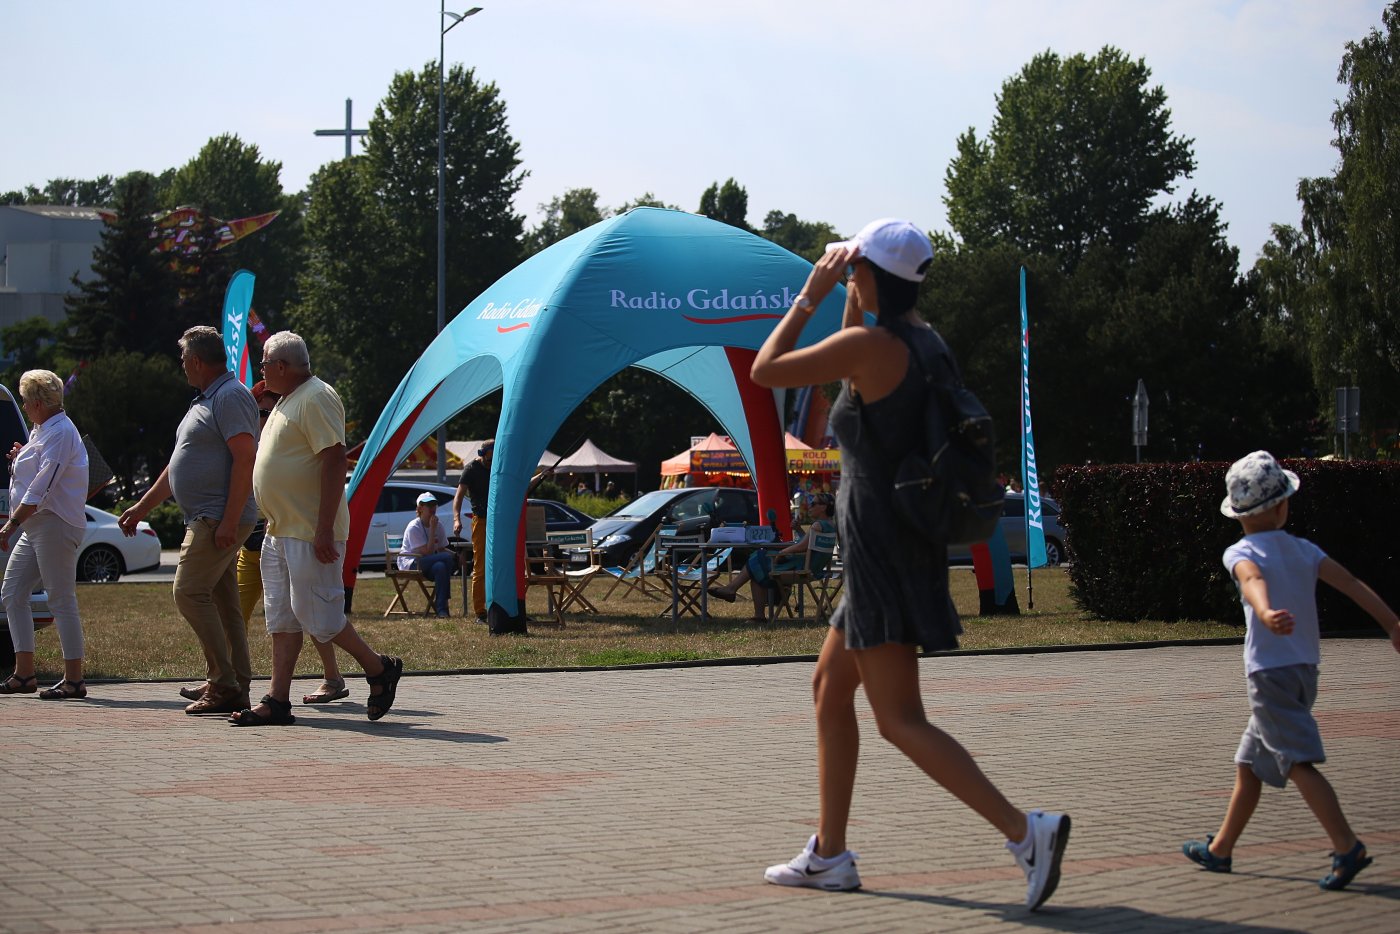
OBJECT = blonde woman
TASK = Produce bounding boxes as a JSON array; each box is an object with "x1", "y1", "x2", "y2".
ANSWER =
[{"x1": 0, "y1": 370, "x2": 90, "y2": 699}]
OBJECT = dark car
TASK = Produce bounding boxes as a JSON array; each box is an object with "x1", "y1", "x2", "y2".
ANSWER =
[
  {"x1": 947, "y1": 492, "x2": 1067, "y2": 565},
  {"x1": 588, "y1": 486, "x2": 760, "y2": 569}
]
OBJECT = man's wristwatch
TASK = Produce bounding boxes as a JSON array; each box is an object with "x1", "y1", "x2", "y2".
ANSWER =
[{"x1": 794, "y1": 294, "x2": 816, "y2": 314}]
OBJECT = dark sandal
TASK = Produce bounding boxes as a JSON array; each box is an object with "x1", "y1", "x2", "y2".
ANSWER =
[
  {"x1": 365, "y1": 655, "x2": 403, "y2": 721},
  {"x1": 1319, "y1": 839, "x2": 1372, "y2": 890},
  {"x1": 228, "y1": 694, "x2": 296, "y2": 727},
  {"x1": 1182, "y1": 835, "x2": 1232, "y2": 873},
  {"x1": 0, "y1": 673, "x2": 37, "y2": 694},
  {"x1": 302, "y1": 679, "x2": 351, "y2": 705},
  {"x1": 38, "y1": 679, "x2": 86, "y2": 700}
]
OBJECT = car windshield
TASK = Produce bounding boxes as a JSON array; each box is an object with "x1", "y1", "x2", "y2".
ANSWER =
[{"x1": 605, "y1": 489, "x2": 680, "y2": 519}]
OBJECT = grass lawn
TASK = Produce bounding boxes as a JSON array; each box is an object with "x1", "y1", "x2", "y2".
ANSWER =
[{"x1": 36, "y1": 565, "x2": 1242, "y2": 682}]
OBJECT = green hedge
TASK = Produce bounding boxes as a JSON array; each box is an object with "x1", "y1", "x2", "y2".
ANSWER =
[{"x1": 1053, "y1": 460, "x2": 1400, "y2": 630}]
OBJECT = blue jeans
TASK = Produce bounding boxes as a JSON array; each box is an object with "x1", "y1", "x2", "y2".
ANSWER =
[{"x1": 414, "y1": 552, "x2": 456, "y2": 614}]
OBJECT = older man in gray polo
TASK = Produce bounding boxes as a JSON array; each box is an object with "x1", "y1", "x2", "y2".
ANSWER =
[{"x1": 120, "y1": 326, "x2": 258, "y2": 715}]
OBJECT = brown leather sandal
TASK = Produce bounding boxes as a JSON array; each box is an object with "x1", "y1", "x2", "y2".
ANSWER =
[
  {"x1": 38, "y1": 679, "x2": 87, "y2": 700},
  {"x1": 0, "y1": 673, "x2": 37, "y2": 694}
]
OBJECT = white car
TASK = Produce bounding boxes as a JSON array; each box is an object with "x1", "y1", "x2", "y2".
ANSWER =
[{"x1": 77, "y1": 505, "x2": 161, "y2": 582}]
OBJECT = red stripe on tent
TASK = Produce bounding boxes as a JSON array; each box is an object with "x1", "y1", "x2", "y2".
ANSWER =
[
  {"x1": 342, "y1": 390, "x2": 437, "y2": 590},
  {"x1": 724, "y1": 347, "x2": 791, "y2": 540},
  {"x1": 971, "y1": 542, "x2": 995, "y2": 590}
]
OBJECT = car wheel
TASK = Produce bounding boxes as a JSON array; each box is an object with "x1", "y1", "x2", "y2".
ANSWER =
[
  {"x1": 1044, "y1": 537, "x2": 1064, "y2": 566},
  {"x1": 79, "y1": 545, "x2": 123, "y2": 583}
]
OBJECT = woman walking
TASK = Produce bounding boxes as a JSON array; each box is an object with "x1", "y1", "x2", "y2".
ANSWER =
[
  {"x1": 750, "y1": 220, "x2": 1070, "y2": 910},
  {"x1": 0, "y1": 370, "x2": 91, "y2": 699}
]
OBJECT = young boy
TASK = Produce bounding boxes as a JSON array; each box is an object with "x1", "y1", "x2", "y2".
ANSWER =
[{"x1": 1183, "y1": 451, "x2": 1400, "y2": 890}]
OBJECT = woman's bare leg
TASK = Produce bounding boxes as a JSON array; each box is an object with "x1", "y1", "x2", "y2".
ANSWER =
[
  {"x1": 853, "y1": 642, "x2": 1027, "y2": 842},
  {"x1": 812, "y1": 626, "x2": 863, "y2": 857}
]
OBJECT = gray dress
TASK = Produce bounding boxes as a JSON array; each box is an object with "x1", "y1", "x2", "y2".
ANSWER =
[{"x1": 828, "y1": 320, "x2": 962, "y2": 652}]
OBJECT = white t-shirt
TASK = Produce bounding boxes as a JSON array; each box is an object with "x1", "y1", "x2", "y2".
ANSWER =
[
  {"x1": 398, "y1": 515, "x2": 448, "y2": 571},
  {"x1": 1222, "y1": 530, "x2": 1326, "y2": 674}
]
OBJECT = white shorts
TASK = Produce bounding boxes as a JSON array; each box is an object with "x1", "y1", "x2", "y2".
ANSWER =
[{"x1": 260, "y1": 534, "x2": 347, "y2": 642}]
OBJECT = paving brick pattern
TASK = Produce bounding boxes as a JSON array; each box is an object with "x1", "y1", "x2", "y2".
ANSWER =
[{"x1": 0, "y1": 641, "x2": 1395, "y2": 932}]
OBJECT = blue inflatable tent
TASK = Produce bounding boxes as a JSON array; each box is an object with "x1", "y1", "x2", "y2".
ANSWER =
[{"x1": 343, "y1": 208, "x2": 846, "y2": 621}]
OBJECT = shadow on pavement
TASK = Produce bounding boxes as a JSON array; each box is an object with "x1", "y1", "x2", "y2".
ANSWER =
[
  {"x1": 79, "y1": 698, "x2": 505, "y2": 743},
  {"x1": 859, "y1": 890, "x2": 1309, "y2": 932},
  {"x1": 82, "y1": 698, "x2": 189, "y2": 711}
]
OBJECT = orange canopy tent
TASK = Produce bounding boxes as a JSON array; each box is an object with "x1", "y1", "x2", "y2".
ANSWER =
[{"x1": 661, "y1": 432, "x2": 811, "y2": 482}]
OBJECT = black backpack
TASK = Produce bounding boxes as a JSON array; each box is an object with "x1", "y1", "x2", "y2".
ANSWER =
[{"x1": 885, "y1": 328, "x2": 1004, "y2": 546}]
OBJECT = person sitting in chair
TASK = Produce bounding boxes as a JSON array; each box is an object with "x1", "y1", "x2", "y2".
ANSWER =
[
  {"x1": 400, "y1": 492, "x2": 455, "y2": 618},
  {"x1": 708, "y1": 492, "x2": 836, "y2": 622}
]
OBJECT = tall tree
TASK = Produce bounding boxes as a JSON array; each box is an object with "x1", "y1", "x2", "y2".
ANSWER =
[
  {"x1": 760, "y1": 210, "x2": 839, "y2": 262},
  {"x1": 366, "y1": 62, "x2": 525, "y2": 317},
  {"x1": 163, "y1": 134, "x2": 306, "y2": 328},
  {"x1": 698, "y1": 178, "x2": 751, "y2": 230},
  {"x1": 64, "y1": 351, "x2": 191, "y2": 499},
  {"x1": 523, "y1": 187, "x2": 604, "y2": 255},
  {"x1": 60, "y1": 172, "x2": 185, "y2": 360},
  {"x1": 1254, "y1": 3, "x2": 1400, "y2": 441},
  {"x1": 288, "y1": 158, "x2": 403, "y2": 436},
  {"x1": 290, "y1": 63, "x2": 526, "y2": 439},
  {"x1": 930, "y1": 46, "x2": 1318, "y2": 472},
  {"x1": 944, "y1": 47, "x2": 1195, "y2": 269}
]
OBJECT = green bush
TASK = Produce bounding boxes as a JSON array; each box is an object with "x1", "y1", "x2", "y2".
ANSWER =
[
  {"x1": 533, "y1": 479, "x2": 568, "y2": 502},
  {"x1": 114, "y1": 498, "x2": 185, "y2": 549},
  {"x1": 1053, "y1": 460, "x2": 1400, "y2": 630},
  {"x1": 567, "y1": 492, "x2": 617, "y2": 519}
]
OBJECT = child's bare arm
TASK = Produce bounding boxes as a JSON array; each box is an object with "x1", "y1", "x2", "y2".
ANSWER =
[
  {"x1": 1233, "y1": 559, "x2": 1295, "y2": 635},
  {"x1": 1318, "y1": 557, "x2": 1400, "y2": 652}
]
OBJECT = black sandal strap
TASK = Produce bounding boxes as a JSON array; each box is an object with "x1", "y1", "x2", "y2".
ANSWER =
[{"x1": 259, "y1": 694, "x2": 293, "y2": 715}]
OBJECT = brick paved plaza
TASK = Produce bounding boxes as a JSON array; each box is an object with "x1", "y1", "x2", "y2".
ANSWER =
[{"x1": 0, "y1": 640, "x2": 1395, "y2": 932}]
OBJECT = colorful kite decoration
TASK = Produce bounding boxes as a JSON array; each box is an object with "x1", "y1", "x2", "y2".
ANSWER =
[{"x1": 95, "y1": 206, "x2": 281, "y2": 254}]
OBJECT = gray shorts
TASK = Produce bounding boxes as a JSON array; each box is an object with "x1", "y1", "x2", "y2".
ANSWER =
[{"x1": 1235, "y1": 664, "x2": 1325, "y2": 788}]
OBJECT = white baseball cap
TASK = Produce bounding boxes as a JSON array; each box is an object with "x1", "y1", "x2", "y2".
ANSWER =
[
  {"x1": 416, "y1": 492, "x2": 438, "y2": 506},
  {"x1": 827, "y1": 218, "x2": 934, "y2": 282}
]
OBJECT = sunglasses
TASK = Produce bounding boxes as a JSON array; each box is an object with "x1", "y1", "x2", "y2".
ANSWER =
[{"x1": 259, "y1": 359, "x2": 285, "y2": 372}]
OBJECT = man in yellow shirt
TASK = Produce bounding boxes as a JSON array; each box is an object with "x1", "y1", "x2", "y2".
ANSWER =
[{"x1": 230, "y1": 332, "x2": 403, "y2": 726}]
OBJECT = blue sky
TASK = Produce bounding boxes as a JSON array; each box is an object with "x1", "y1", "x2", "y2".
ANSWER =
[{"x1": 1, "y1": 0, "x2": 1385, "y2": 262}]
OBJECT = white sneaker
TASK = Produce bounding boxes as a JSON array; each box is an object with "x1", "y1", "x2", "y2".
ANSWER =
[
  {"x1": 764, "y1": 835, "x2": 861, "y2": 891},
  {"x1": 1009, "y1": 810, "x2": 1071, "y2": 910}
]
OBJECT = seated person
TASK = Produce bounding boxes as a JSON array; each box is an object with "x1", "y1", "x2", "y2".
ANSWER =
[
  {"x1": 708, "y1": 492, "x2": 836, "y2": 621},
  {"x1": 400, "y1": 492, "x2": 456, "y2": 618}
]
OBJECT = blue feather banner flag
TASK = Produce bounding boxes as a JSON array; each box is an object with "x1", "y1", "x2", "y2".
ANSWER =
[{"x1": 1020, "y1": 267, "x2": 1047, "y2": 568}]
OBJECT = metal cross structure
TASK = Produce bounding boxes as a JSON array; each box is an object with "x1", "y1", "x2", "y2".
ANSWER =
[{"x1": 314, "y1": 99, "x2": 368, "y2": 159}]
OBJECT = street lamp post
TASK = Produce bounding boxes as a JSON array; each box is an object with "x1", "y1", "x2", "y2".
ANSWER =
[{"x1": 437, "y1": 3, "x2": 482, "y2": 482}]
